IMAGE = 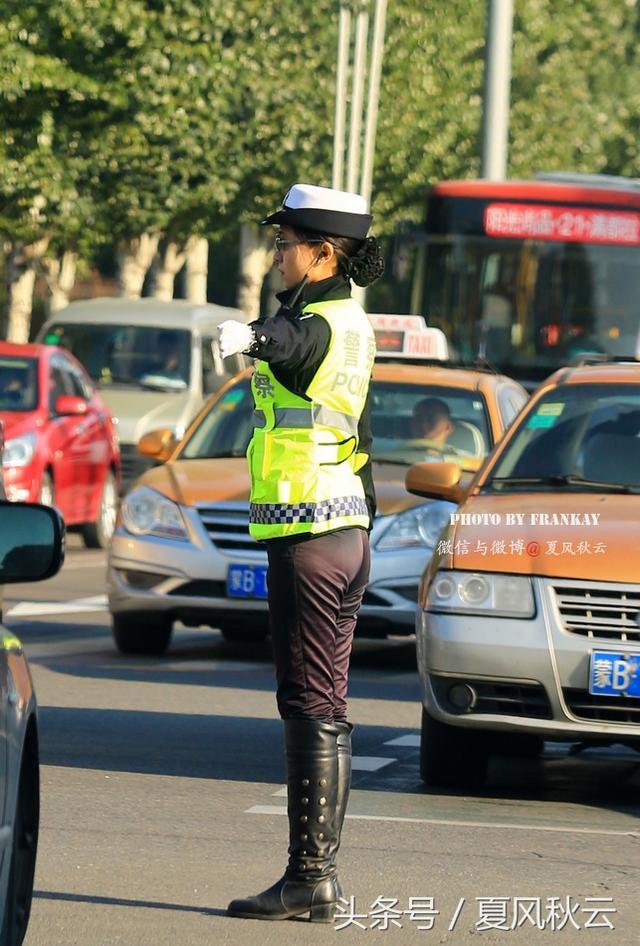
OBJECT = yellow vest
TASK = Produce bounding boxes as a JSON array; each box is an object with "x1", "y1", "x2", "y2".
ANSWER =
[{"x1": 248, "y1": 297, "x2": 375, "y2": 540}]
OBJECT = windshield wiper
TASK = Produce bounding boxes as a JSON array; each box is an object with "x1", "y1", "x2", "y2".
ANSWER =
[{"x1": 487, "y1": 474, "x2": 639, "y2": 493}]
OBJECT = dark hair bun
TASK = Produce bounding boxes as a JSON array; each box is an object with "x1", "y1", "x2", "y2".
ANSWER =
[{"x1": 348, "y1": 236, "x2": 385, "y2": 287}]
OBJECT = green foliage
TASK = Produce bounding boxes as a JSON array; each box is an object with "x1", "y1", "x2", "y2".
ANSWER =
[
  {"x1": 509, "y1": 0, "x2": 640, "y2": 178},
  {"x1": 0, "y1": 0, "x2": 639, "y2": 264}
]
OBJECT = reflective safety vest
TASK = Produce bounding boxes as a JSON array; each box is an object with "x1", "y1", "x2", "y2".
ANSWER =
[{"x1": 248, "y1": 297, "x2": 376, "y2": 540}]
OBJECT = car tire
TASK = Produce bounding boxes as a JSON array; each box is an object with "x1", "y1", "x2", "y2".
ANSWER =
[
  {"x1": 219, "y1": 624, "x2": 269, "y2": 644},
  {"x1": 1, "y1": 732, "x2": 39, "y2": 946},
  {"x1": 420, "y1": 707, "x2": 489, "y2": 790},
  {"x1": 82, "y1": 471, "x2": 117, "y2": 549},
  {"x1": 112, "y1": 614, "x2": 173, "y2": 656},
  {"x1": 37, "y1": 471, "x2": 54, "y2": 508}
]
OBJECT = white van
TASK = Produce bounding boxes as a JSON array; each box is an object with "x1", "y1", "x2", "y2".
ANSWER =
[{"x1": 37, "y1": 298, "x2": 250, "y2": 490}]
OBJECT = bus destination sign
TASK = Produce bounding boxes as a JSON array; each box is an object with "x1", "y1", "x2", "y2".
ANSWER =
[{"x1": 484, "y1": 202, "x2": 640, "y2": 246}]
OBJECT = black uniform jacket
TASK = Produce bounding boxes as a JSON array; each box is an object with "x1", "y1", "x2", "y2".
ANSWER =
[{"x1": 248, "y1": 274, "x2": 377, "y2": 524}]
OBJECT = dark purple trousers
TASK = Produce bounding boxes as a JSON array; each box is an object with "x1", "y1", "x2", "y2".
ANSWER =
[{"x1": 265, "y1": 527, "x2": 370, "y2": 720}]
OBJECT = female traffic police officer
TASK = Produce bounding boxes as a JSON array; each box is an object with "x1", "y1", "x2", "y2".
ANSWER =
[{"x1": 217, "y1": 183, "x2": 384, "y2": 923}]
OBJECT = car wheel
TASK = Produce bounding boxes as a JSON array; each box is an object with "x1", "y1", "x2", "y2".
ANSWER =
[
  {"x1": 112, "y1": 614, "x2": 173, "y2": 656},
  {"x1": 37, "y1": 472, "x2": 54, "y2": 508},
  {"x1": 82, "y1": 471, "x2": 117, "y2": 549},
  {"x1": 219, "y1": 624, "x2": 269, "y2": 644},
  {"x1": 420, "y1": 707, "x2": 489, "y2": 790},
  {"x1": 1, "y1": 732, "x2": 39, "y2": 946}
]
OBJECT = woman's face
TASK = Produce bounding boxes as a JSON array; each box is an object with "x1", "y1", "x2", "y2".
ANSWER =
[{"x1": 273, "y1": 226, "x2": 333, "y2": 289}]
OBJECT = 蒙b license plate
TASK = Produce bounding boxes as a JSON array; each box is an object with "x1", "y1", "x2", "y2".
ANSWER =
[
  {"x1": 226, "y1": 564, "x2": 268, "y2": 600},
  {"x1": 589, "y1": 651, "x2": 640, "y2": 698}
]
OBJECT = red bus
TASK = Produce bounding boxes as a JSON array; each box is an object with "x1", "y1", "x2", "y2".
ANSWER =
[{"x1": 414, "y1": 173, "x2": 640, "y2": 387}]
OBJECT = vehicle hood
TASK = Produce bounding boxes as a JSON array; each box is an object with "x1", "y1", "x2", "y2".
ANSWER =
[
  {"x1": 446, "y1": 492, "x2": 639, "y2": 582},
  {"x1": 0, "y1": 412, "x2": 38, "y2": 440},
  {"x1": 98, "y1": 388, "x2": 200, "y2": 445},
  {"x1": 136, "y1": 458, "x2": 427, "y2": 515}
]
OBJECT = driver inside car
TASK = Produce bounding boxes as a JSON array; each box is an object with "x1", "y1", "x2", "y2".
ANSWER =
[{"x1": 410, "y1": 397, "x2": 457, "y2": 459}]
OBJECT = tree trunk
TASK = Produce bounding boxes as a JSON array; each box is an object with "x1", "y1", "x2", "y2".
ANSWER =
[
  {"x1": 153, "y1": 241, "x2": 187, "y2": 301},
  {"x1": 4, "y1": 238, "x2": 50, "y2": 342},
  {"x1": 184, "y1": 236, "x2": 209, "y2": 304},
  {"x1": 237, "y1": 224, "x2": 272, "y2": 318},
  {"x1": 117, "y1": 233, "x2": 160, "y2": 298},
  {"x1": 43, "y1": 249, "x2": 78, "y2": 312}
]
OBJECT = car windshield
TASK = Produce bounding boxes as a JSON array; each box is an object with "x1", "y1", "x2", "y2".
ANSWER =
[
  {"x1": 484, "y1": 383, "x2": 640, "y2": 493},
  {"x1": 41, "y1": 323, "x2": 191, "y2": 390},
  {"x1": 0, "y1": 356, "x2": 38, "y2": 411},
  {"x1": 178, "y1": 377, "x2": 491, "y2": 466}
]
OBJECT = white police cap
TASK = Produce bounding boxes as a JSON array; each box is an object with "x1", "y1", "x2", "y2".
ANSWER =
[{"x1": 261, "y1": 183, "x2": 373, "y2": 240}]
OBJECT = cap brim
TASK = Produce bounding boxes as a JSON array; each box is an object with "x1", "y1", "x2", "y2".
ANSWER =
[{"x1": 261, "y1": 207, "x2": 372, "y2": 240}]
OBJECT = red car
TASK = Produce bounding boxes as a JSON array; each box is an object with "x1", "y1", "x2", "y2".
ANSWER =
[{"x1": 0, "y1": 342, "x2": 120, "y2": 548}]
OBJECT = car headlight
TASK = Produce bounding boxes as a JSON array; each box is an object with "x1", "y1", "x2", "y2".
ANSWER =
[
  {"x1": 427, "y1": 570, "x2": 535, "y2": 618},
  {"x1": 3, "y1": 433, "x2": 36, "y2": 468},
  {"x1": 375, "y1": 501, "x2": 456, "y2": 551},
  {"x1": 120, "y1": 486, "x2": 190, "y2": 541}
]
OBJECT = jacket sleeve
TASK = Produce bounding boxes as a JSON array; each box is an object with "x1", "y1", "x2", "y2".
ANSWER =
[{"x1": 249, "y1": 313, "x2": 331, "y2": 374}]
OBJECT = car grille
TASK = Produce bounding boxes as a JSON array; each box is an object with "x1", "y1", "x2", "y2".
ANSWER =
[
  {"x1": 431, "y1": 675, "x2": 553, "y2": 719},
  {"x1": 563, "y1": 688, "x2": 640, "y2": 725},
  {"x1": 196, "y1": 503, "x2": 258, "y2": 552},
  {"x1": 120, "y1": 443, "x2": 155, "y2": 491},
  {"x1": 553, "y1": 584, "x2": 640, "y2": 642}
]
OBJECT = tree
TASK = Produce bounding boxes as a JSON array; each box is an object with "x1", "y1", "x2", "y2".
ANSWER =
[{"x1": 0, "y1": 1, "x2": 102, "y2": 338}]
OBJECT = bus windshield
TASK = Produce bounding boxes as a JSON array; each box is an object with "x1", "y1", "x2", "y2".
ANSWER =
[
  {"x1": 423, "y1": 235, "x2": 640, "y2": 379},
  {"x1": 413, "y1": 177, "x2": 640, "y2": 386}
]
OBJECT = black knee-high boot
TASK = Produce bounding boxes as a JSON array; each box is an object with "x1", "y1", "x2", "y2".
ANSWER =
[
  {"x1": 330, "y1": 720, "x2": 352, "y2": 897},
  {"x1": 227, "y1": 719, "x2": 341, "y2": 922}
]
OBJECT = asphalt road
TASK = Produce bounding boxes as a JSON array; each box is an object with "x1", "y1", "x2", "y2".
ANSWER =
[{"x1": 5, "y1": 536, "x2": 640, "y2": 946}]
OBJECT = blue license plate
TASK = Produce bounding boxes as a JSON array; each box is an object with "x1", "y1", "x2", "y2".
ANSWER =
[
  {"x1": 589, "y1": 651, "x2": 640, "y2": 698},
  {"x1": 226, "y1": 564, "x2": 268, "y2": 600}
]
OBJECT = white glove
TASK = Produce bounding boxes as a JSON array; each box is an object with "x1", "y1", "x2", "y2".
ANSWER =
[{"x1": 217, "y1": 320, "x2": 254, "y2": 359}]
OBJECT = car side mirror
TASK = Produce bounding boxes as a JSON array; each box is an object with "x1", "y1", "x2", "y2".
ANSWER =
[
  {"x1": 405, "y1": 461, "x2": 471, "y2": 504},
  {"x1": 0, "y1": 502, "x2": 65, "y2": 583},
  {"x1": 137, "y1": 428, "x2": 177, "y2": 463},
  {"x1": 55, "y1": 395, "x2": 87, "y2": 416}
]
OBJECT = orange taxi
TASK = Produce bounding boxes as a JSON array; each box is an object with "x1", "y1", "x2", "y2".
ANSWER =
[
  {"x1": 407, "y1": 360, "x2": 640, "y2": 789},
  {"x1": 107, "y1": 319, "x2": 527, "y2": 655}
]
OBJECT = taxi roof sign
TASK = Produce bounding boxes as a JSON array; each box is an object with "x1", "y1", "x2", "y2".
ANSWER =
[{"x1": 368, "y1": 314, "x2": 449, "y2": 361}]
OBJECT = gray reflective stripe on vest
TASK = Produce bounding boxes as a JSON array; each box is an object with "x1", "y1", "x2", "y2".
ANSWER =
[
  {"x1": 252, "y1": 406, "x2": 357, "y2": 435},
  {"x1": 250, "y1": 495, "x2": 369, "y2": 525},
  {"x1": 313, "y1": 405, "x2": 358, "y2": 437}
]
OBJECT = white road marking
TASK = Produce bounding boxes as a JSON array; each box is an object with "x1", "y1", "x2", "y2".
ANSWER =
[
  {"x1": 7, "y1": 595, "x2": 108, "y2": 617},
  {"x1": 245, "y1": 805, "x2": 640, "y2": 838},
  {"x1": 352, "y1": 756, "x2": 396, "y2": 772},
  {"x1": 160, "y1": 659, "x2": 267, "y2": 672},
  {"x1": 384, "y1": 735, "x2": 420, "y2": 747}
]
